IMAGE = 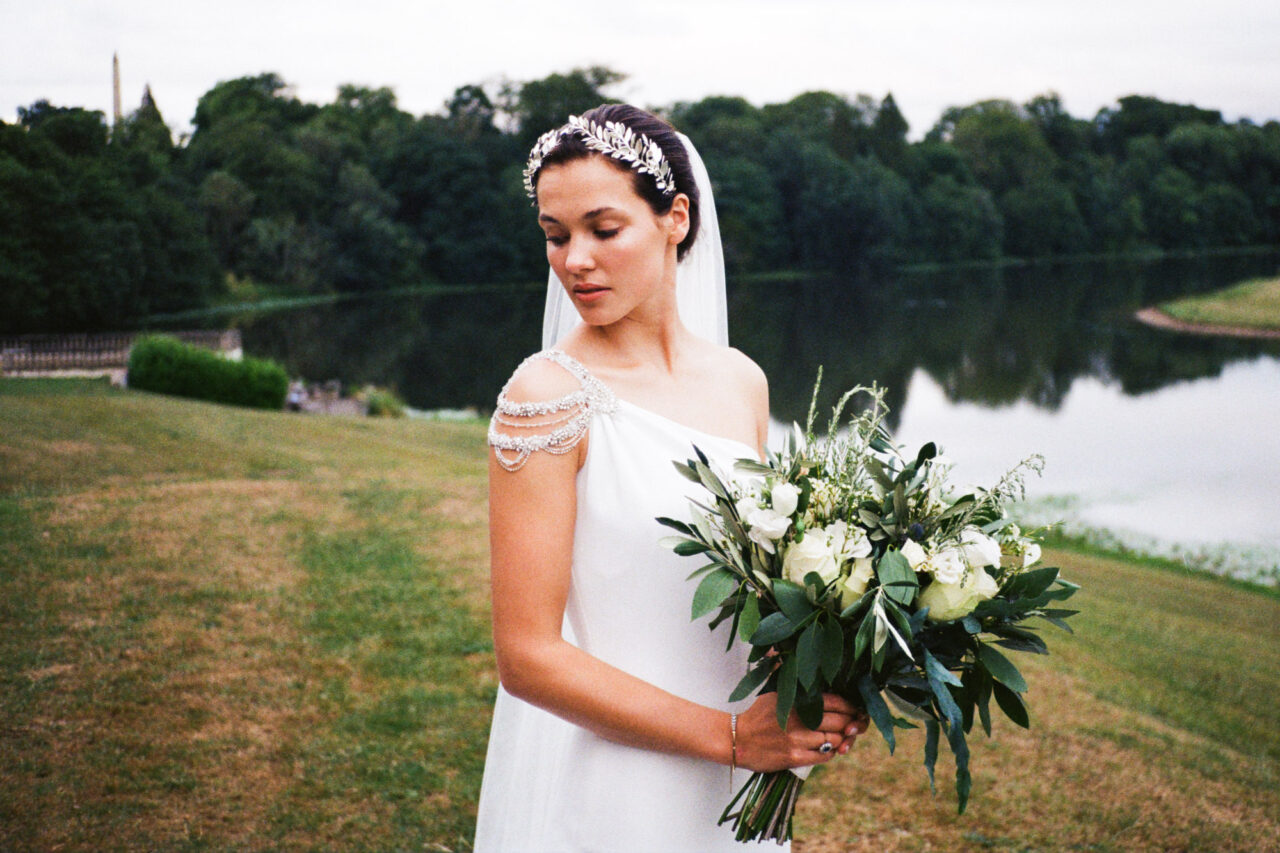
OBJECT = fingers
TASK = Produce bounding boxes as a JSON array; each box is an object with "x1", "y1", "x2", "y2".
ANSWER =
[
  {"x1": 815, "y1": 711, "x2": 856, "y2": 735},
  {"x1": 821, "y1": 693, "x2": 862, "y2": 716}
]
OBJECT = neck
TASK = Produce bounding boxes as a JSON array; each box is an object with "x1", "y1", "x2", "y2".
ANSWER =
[{"x1": 578, "y1": 260, "x2": 689, "y2": 374}]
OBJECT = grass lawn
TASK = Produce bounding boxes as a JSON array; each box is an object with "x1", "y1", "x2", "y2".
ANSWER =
[
  {"x1": 1159, "y1": 275, "x2": 1280, "y2": 331},
  {"x1": 2, "y1": 379, "x2": 1278, "y2": 851}
]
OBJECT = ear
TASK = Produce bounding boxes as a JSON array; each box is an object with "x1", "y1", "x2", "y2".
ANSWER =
[{"x1": 664, "y1": 193, "x2": 691, "y2": 245}]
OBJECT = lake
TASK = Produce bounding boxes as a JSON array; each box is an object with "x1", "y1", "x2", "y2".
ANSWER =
[{"x1": 211, "y1": 251, "x2": 1280, "y2": 582}]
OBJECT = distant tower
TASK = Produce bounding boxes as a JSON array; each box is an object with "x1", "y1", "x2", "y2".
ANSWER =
[{"x1": 112, "y1": 53, "x2": 122, "y2": 127}]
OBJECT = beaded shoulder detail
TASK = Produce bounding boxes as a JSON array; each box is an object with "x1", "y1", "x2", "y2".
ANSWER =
[{"x1": 488, "y1": 350, "x2": 618, "y2": 472}]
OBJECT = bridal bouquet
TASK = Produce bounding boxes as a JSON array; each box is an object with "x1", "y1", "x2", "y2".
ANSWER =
[{"x1": 658, "y1": 376, "x2": 1079, "y2": 844}]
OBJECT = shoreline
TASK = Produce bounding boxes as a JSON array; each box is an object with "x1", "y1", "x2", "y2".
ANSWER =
[{"x1": 1133, "y1": 306, "x2": 1280, "y2": 339}]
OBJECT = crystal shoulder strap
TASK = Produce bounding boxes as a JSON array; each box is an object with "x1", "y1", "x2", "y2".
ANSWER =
[{"x1": 488, "y1": 350, "x2": 617, "y2": 472}]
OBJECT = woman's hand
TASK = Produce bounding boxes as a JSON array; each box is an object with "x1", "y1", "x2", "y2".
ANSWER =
[{"x1": 735, "y1": 693, "x2": 869, "y2": 772}]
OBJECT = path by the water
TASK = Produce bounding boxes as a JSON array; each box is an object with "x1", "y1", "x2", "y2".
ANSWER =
[{"x1": 1134, "y1": 306, "x2": 1280, "y2": 339}]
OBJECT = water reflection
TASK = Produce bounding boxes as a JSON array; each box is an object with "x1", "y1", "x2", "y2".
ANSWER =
[
  {"x1": 227, "y1": 252, "x2": 1280, "y2": 419},
  {"x1": 731, "y1": 253, "x2": 1280, "y2": 425},
  {"x1": 216, "y1": 252, "x2": 1280, "y2": 567},
  {"x1": 891, "y1": 359, "x2": 1280, "y2": 582}
]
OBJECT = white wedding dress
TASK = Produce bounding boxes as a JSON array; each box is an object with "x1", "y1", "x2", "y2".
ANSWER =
[{"x1": 475, "y1": 349, "x2": 777, "y2": 853}]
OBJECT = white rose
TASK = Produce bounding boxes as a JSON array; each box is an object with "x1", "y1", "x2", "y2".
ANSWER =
[
  {"x1": 783, "y1": 528, "x2": 841, "y2": 586},
  {"x1": 1022, "y1": 542, "x2": 1042, "y2": 568},
  {"x1": 745, "y1": 507, "x2": 791, "y2": 554},
  {"x1": 918, "y1": 567, "x2": 998, "y2": 622},
  {"x1": 838, "y1": 557, "x2": 875, "y2": 609},
  {"x1": 928, "y1": 547, "x2": 967, "y2": 585},
  {"x1": 900, "y1": 539, "x2": 928, "y2": 570},
  {"x1": 734, "y1": 495, "x2": 758, "y2": 522},
  {"x1": 770, "y1": 482, "x2": 800, "y2": 518},
  {"x1": 826, "y1": 519, "x2": 849, "y2": 556},
  {"x1": 970, "y1": 566, "x2": 999, "y2": 599},
  {"x1": 833, "y1": 521, "x2": 872, "y2": 560},
  {"x1": 959, "y1": 527, "x2": 1002, "y2": 569}
]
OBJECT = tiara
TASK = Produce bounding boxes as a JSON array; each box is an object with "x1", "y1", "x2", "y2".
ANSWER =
[{"x1": 523, "y1": 115, "x2": 677, "y2": 203}]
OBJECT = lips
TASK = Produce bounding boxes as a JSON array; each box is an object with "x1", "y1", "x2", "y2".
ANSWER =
[{"x1": 572, "y1": 283, "x2": 609, "y2": 303}]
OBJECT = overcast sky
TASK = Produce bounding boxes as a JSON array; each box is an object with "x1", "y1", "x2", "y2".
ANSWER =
[{"x1": 4, "y1": 0, "x2": 1279, "y2": 139}]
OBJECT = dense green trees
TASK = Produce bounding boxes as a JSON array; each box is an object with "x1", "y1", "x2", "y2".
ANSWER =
[
  {"x1": 0, "y1": 99, "x2": 219, "y2": 333},
  {"x1": 3, "y1": 67, "x2": 1279, "y2": 333}
]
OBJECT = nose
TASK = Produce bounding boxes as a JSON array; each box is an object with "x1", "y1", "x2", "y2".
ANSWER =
[{"x1": 564, "y1": 235, "x2": 595, "y2": 274}]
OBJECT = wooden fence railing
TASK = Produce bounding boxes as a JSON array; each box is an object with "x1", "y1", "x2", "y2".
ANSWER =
[{"x1": 0, "y1": 330, "x2": 242, "y2": 375}]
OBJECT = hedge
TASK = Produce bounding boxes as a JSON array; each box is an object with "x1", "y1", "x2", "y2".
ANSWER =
[{"x1": 127, "y1": 334, "x2": 288, "y2": 410}]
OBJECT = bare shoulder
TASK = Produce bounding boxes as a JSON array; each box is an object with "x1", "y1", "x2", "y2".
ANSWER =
[
  {"x1": 724, "y1": 347, "x2": 768, "y2": 396},
  {"x1": 704, "y1": 344, "x2": 768, "y2": 410}
]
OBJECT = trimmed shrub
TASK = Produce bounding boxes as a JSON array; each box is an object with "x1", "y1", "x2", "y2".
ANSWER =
[
  {"x1": 127, "y1": 334, "x2": 288, "y2": 410},
  {"x1": 361, "y1": 385, "x2": 406, "y2": 418}
]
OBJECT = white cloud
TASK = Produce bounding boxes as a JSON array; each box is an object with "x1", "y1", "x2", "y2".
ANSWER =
[{"x1": 3, "y1": 0, "x2": 1278, "y2": 135}]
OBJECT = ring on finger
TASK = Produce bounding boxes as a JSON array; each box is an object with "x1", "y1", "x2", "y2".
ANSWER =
[{"x1": 818, "y1": 740, "x2": 834, "y2": 755}]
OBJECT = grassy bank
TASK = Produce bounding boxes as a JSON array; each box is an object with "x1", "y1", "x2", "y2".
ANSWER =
[
  {"x1": 2, "y1": 379, "x2": 1278, "y2": 851},
  {"x1": 1159, "y1": 275, "x2": 1280, "y2": 331}
]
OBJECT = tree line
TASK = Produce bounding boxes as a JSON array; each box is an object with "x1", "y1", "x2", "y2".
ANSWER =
[{"x1": 3, "y1": 66, "x2": 1279, "y2": 333}]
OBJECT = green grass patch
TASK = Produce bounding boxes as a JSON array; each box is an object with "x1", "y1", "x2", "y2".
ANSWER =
[
  {"x1": 1159, "y1": 274, "x2": 1280, "y2": 330},
  {"x1": 2, "y1": 383, "x2": 1278, "y2": 850}
]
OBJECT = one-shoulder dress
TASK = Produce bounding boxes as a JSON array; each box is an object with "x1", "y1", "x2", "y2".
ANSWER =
[{"x1": 474, "y1": 349, "x2": 775, "y2": 853}]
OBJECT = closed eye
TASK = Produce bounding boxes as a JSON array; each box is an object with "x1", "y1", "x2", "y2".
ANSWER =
[
  {"x1": 545, "y1": 235, "x2": 568, "y2": 247},
  {"x1": 595, "y1": 228, "x2": 619, "y2": 240}
]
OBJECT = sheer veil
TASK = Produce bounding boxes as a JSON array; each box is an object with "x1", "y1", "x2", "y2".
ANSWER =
[{"x1": 540, "y1": 131, "x2": 729, "y2": 350}]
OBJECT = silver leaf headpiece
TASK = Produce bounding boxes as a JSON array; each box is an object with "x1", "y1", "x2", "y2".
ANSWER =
[{"x1": 523, "y1": 115, "x2": 677, "y2": 204}]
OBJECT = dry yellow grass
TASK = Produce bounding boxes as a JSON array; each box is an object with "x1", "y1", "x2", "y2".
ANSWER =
[
  {"x1": 2, "y1": 380, "x2": 1278, "y2": 851},
  {"x1": 1159, "y1": 275, "x2": 1280, "y2": 332}
]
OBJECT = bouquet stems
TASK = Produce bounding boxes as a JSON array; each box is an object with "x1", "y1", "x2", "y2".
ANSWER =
[{"x1": 720, "y1": 769, "x2": 804, "y2": 844}]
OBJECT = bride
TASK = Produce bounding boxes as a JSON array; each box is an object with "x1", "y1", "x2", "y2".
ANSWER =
[{"x1": 474, "y1": 104, "x2": 865, "y2": 852}]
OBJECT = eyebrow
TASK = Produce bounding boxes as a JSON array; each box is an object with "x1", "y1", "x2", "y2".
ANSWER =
[{"x1": 538, "y1": 207, "x2": 621, "y2": 225}]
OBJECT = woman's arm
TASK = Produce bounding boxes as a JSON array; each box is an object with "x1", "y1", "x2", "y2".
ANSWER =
[{"x1": 488, "y1": 365, "x2": 862, "y2": 772}]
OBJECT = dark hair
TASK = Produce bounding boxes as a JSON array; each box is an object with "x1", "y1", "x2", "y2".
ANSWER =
[{"x1": 532, "y1": 104, "x2": 701, "y2": 261}]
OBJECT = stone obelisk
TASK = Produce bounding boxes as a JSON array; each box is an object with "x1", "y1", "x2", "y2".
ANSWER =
[{"x1": 112, "y1": 53, "x2": 122, "y2": 128}]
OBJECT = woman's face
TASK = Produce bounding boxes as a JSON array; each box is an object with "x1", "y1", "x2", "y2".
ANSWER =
[{"x1": 536, "y1": 155, "x2": 688, "y2": 329}]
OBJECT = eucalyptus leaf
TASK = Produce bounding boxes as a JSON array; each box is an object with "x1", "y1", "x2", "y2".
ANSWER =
[
  {"x1": 776, "y1": 655, "x2": 798, "y2": 729},
  {"x1": 866, "y1": 457, "x2": 895, "y2": 493},
  {"x1": 853, "y1": 610, "x2": 875, "y2": 661},
  {"x1": 1039, "y1": 614, "x2": 1075, "y2": 633},
  {"x1": 693, "y1": 460, "x2": 730, "y2": 501},
  {"x1": 977, "y1": 644, "x2": 1028, "y2": 693},
  {"x1": 674, "y1": 540, "x2": 710, "y2": 557},
  {"x1": 923, "y1": 718, "x2": 940, "y2": 794},
  {"x1": 796, "y1": 623, "x2": 820, "y2": 691},
  {"x1": 683, "y1": 562, "x2": 721, "y2": 581},
  {"x1": 772, "y1": 579, "x2": 813, "y2": 622},
  {"x1": 751, "y1": 611, "x2": 799, "y2": 646},
  {"x1": 672, "y1": 461, "x2": 701, "y2": 485},
  {"x1": 691, "y1": 568, "x2": 738, "y2": 620},
  {"x1": 992, "y1": 627, "x2": 1048, "y2": 655},
  {"x1": 1002, "y1": 565, "x2": 1059, "y2": 599},
  {"x1": 876, "y1": 550, "x2": 918, "y2": 607},
  {"x1": 884, "y1": 687, "x2": 931, "y2": 721},
  {"x1": 737, "y1": 593, "x2": 761, "y2": 643},
  {"x1": 656, "y1": 517, "x2": 695, "y2": 535},
  {"x1": 992, "y1": 680, "x2": 1029, "y2": 728},
  {"x1": 858, "y1": 674, "x2": 896, "y2": 754},
  {"x1": 728, "y1": 660, "x2": 772, "y2": 702},
  {"x1": 977, "y1": 674, "x2": 993, "y2": 737},
  {"x1": 818, "y1": 616, "x2": 844, "y2": 682}
]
